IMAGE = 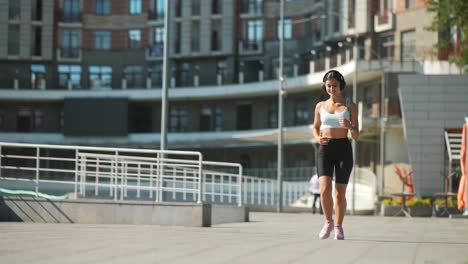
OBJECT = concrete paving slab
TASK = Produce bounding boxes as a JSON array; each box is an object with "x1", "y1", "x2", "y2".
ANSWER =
[{"x1": 1, "y1": 212, "x2": 468, "y2": 264}]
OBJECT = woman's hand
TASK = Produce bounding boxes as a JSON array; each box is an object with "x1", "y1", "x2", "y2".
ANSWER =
[
  {"x1": 319, "y1": 135, "x2": 329, "y2": 145},
  {"x1": 339, "y1": 118, "x2": 353, "y2": 130}
]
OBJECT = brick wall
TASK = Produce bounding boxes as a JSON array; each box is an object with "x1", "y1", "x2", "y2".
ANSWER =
[
  {"x1": 395, "y1": 0, "x2": 428, "y2": 13},
  {"x1": 399, "y1": 74, "x2": 468, "y2": 196}
]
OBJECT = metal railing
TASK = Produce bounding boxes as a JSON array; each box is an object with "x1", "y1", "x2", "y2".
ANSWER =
[
  {"x1": 0, "y1": 142, "x2": 204, "y2": 203},
  {"x1": 0, "y1": 142, "x2": 246, "y2": 206}
]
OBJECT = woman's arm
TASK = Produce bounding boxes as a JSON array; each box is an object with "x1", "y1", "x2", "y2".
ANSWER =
[
  {"x1": 312, "y1": 102, "x2": 322, "y2": 142},
  {"x1": 347, "y1": 103, "x2": 359, "y2": 140}
]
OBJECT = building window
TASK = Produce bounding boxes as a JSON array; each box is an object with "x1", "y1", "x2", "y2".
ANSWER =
[
  {"x1": 30, "y1": 65, "x2": 46, "y2": 89},
  {"x1": 89, "y1": 66, "x2": 112, "y2": 89},
  {"x1": 200, "y1": 105, "x2": 223, "y2": 131},
  {"x1": 175, "y1": 23, "x2": 181, "y2": 53},
  {"x1": 268, "y1": 101, "x2": 278, "y2": 128},
  {"x1": 243, "y1": 0, "x2": 262, "y2": 14},
  {"x1": 294, "y1": 99, "x2": 309, "y2": 125},
  {"x1": 333, "y1": 0, "x2": 340, "y2": 33},
  {"x1": 211, "y1": 20, "x2": 222, "y2": 51},
  {"x1": 154, "y1": 28, "x2": 164, "y2": 44},
  {"x1": 128, "y1": 29, "x2": 141, "y2": 48},
  {"x1": 314, "y1": 18, "x2": 322, "y2": 41},
  {"x1": 380, "y1": 34, "x2": 394, "y2": 60},
  {"x1": 61, "y1": 30, "x2": 80, "y2": 58},
  {"x1": 63, "y1": 0, "x2": 80, "y2": 22},
  {"x1": 8, "y1": 25, "x2": 20, "y2": 55},
  {"x1": 348, "y1": 0, "x2": 355, "y2": 28},
  {"x1": 17, "y1": 109, "x2": 32, "y2": 132},
  {"x1": 154, "y1": 0, "x2": 165, "y2": 20},
  {"x1": 124, "y1": 66, "x2": 144, "y2": 88},
  {"x1": 0, "y1": 112, "x2": 4, "y2": 130},
  {"x1": 8, "y1": 0, "x2": 21, "y2": 20},
  {"x1": 150, "y1": 64, "x2": 163, "y2": 88},
  {"x1": 129, "y1": 0, "x2": 142, "y2": 14},
  {"x1": 58, "y1": 65, "x2": 81, "y2": 89},
  {"x1": 277, "y1": 19, "x2": 292, "y2": 40},
  {"x1": 176, "y1": 63, "x2": 191, "y2": 87},
  {"x1": 216, "y1": 61, "x2": 227, "y2": 83},
  {"x1": 32, "y1": 0, "x2": 42, "y2": 21},
  {"x1": 247, "y1": 19, "x2": 263, "y2": 43},
  {"x1": 405, "y1": 0, "x2": 415, "y2": 9},
  {"x1": 32, "y1": 26, "x2": 42, "y2": 56},
  {"x1": 94, "y1": 31, "x2": 110, "y2": 50},
  {"x1": 59, "y1": 110, "x2": 64, "y2": 131},
  {"x1": 175, "y1": 0, "x2": 182, "y2": 17},
  {"x1": 34, "y1": 110, "x2": 44, "y2": 129},
  {"x1": 212, "y1": 0, "x2": 221, "y2": 14},
  {"x1": 192, "y1": 0, "x2": 201, "y2": 15},
  {"x1": 401, "y1": 29, "x2": 416, "y2": 61},
  {"x1": 96, "y1": 0, "x2": 111, "y2": 15},
  {"x1": 170, "y1": 105, "x2": 188, "y2": 132},
  {"x1": 191, "y1": 21, "x2": 200, "y2": 52}
]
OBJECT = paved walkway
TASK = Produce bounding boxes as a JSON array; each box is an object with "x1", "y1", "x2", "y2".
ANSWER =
[{"x1": 1, "y1": 212, "x2": 468, "y2": 264}]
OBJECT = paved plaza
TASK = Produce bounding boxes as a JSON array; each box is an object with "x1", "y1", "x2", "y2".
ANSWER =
[{"x1": 1, "y1": 212, "x2": 468, "y2": 264}]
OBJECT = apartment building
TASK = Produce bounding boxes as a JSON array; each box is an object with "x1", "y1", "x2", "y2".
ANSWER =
[{"x1": 0, "y1": 0, "x2": 461, "y2": 185}]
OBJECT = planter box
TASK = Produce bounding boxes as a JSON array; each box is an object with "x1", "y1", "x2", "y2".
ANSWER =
[
  {"x1": 408, "y1": 205, "x2": 432, "y2": 217},
  {"x1": 434, "y1": 205, "x2": 460, "y2": 217},
  {"x1": 380, "y1": 204, "x2": 404, "y2": 217}
]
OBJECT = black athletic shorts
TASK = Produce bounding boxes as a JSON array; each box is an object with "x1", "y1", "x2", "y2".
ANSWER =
[{"x1": 316, "y1": 138, "x2": 353, "y2": 184}]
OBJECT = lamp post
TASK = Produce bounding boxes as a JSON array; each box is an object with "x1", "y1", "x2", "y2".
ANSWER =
[
  {"x1": 160, "y1": 0, "x2": 169, "y2": 151},
  {"x1": 277, "y1": 0, "x2": 285, "y2": 213}
]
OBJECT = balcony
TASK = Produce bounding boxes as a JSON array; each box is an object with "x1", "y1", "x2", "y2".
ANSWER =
[
  {"x1": 57, "y1": 46, "x2": 81, "y2": 61},
  {"x1": 59, "y1": 10, "x2": 82, "y2": 25},
  {"x1": 238, "y1": 40, "x2": 263, "y2": 55},
  {"x1": 146, "y1": 44, "x2": 164, "y2": 60},
  {"x1": 374, "y1": 11, "x2": 394, "y2": 33},
  {"x1": 147, "y1": 11, "x2": 165, "y2": 24},
  {"x1": 240, "y1": 1, "x2": 263, "y2": 17}
]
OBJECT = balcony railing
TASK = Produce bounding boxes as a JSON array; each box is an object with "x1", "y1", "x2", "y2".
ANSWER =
[
  {"x1": 147, "y1": 44, "x2": 164, "y2": 58},
  {"x1": 147, "y1": 11, "x2": 165, "y2": 21},
  {"x1": 239, "y1": 40, "x2": 263, "y2": 55},
  {"x1": 60, "y1": 10, "x2": 82, "y2": 23},
  {"x1": 241, "y1": 1, "x2": 263, "y2": 15},
  {"x1": 374, "y1": 11, "x2": 394, "y2": 33},
  {"x1": 59, "y1": 46, "x2": 81, "y2": 60}
]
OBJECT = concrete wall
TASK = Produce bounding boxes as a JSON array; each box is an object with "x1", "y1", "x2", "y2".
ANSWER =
[
  {"x1": 395, "y1": 7, "x2": 437, "y2": 61},
  {"x1": 399, "y1": 74, "x2": 468, "y2": 196},
  {"x1": 0, "y1": 196, "x2": 248, "y2": 227}
]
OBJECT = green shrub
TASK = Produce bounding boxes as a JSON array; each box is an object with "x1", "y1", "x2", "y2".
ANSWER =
[
  {"x1": 434, "y1": 198, "x2": 457, "y2": 207},
  {"x1": 381, "y1": 199, "x2": 402, "y2": 205},
  {"x1": 407, "y1": 198, "x2": 431, "y2": 206}
]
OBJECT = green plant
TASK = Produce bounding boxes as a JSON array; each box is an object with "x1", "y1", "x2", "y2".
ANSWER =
[
  {"x1": 434, "y1": 198, "x2": 458, "y2": 207},
  {"x1": 381, "y1": 199, "x2": 401, "y2": 206},
  {"x1": 407, "y1": 198, "x2": 431, "y2": 207}
]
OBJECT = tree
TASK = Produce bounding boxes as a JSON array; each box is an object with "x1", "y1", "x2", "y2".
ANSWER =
[{"x1": 427, "y1": 0, "x2": 468, "y2": 71}]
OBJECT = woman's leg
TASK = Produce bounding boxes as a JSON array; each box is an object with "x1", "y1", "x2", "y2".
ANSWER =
[
  {"x1": 334, "y1": 183, "x2": 348, "y2": 225},
  {"x1": 319, "y1": 176, "x2": 333, "y2": 221}
]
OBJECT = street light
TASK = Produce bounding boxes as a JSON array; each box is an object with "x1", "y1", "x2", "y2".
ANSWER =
[
  {"x1": 277, "y1": 0, "x2": 285, "y2": 213},
  {"x1": 160, "y1": 0, "x2": 169, "y2": 151}
]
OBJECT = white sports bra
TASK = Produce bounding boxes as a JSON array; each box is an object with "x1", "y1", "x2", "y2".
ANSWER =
[{"x1": 320, "y1": 102, "x2": 350, "y2": 130}]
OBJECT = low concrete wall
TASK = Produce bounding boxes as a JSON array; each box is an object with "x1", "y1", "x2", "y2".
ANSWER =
[{"x1": 0, "y1": 196, "x2": 248, "y2": 227}]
